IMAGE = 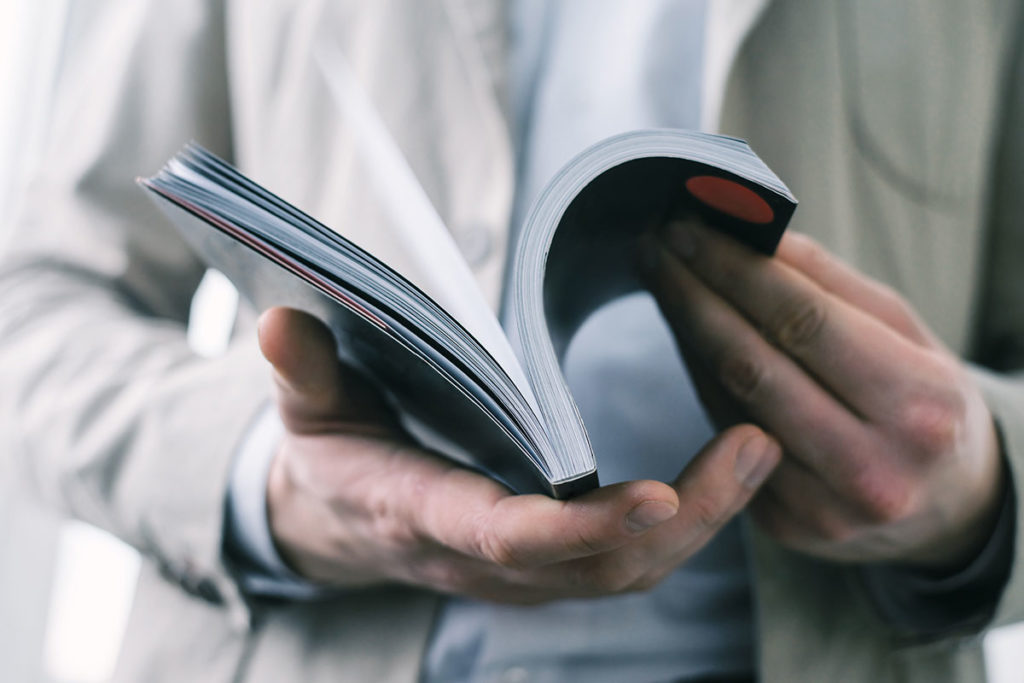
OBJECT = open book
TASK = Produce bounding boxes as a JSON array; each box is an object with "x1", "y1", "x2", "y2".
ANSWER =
[{"x1": 141, "y1": 130, "x2": 795, "y2": 498}]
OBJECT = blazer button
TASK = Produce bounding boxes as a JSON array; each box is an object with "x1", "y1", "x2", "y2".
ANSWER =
[
  {"x1": 177, "y1": 559, "x2": 225, "y2": 605},
  {"x1": 157, "y1": 560, "x2": 180, "y2": 586},
  {"x1": 179, "y1": 571, "x2": 224, "y2": 605},
  {"x1": 194, "y1": 577, "x2": 224, "y2": 605},
  {"x1": 454, "y1": 225, "x2": 493, "y2": 267}
]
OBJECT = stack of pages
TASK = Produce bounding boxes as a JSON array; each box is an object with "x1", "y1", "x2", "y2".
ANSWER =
[{"x1": 141, "y1": 129, "x2": 796, "y2": 498}]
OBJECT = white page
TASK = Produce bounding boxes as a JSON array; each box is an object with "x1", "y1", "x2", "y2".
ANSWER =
[{"x1": 314, "y1": 42, "x2": 541, "y2": 417}]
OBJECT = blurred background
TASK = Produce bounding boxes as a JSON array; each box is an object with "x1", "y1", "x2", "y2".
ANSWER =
[
  {"x1": 1, "y1": 1, "x2": 1022, "y2": 681},
  {"x1": 0, "y1": 2, "x2": 237, "y2": 680}
]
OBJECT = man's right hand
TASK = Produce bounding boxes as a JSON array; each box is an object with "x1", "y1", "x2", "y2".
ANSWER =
[{"x1": 257, "y1": 307, "x2": 780, "y2": 604}]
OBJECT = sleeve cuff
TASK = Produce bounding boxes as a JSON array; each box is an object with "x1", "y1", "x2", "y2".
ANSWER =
[
  {"x1": 859, "y1": 481, "x2": 1016, "y2": 637},
  {"x1": 224, "y1": 401, "x2": 328, "y2": 600}
]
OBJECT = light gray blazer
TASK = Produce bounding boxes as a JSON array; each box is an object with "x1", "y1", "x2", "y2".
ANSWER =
[{"x1": 2, "y1": 1, "x2": 1024, "y2": 681}]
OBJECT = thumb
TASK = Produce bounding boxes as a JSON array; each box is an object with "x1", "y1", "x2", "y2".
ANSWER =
[
  {"x1": 666, "y1": 424, "x2": 781, "y2": 540},
  {"x1": 257, "y1": 307, "x2": 390, "y2": 430}
]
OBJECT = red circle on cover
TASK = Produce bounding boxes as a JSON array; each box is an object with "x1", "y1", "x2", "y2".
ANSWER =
[{"x1": 685, "y1": 175, "x2": 775, "y2": 225}]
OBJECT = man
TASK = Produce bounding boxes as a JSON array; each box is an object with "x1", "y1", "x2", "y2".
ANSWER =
[{"x1": 1, "y1": 1, "x2": 1022, "y2": 681}]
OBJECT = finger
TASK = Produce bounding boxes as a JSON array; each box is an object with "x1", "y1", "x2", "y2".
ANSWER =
[
  {"x1": 414, "y1": 466, "x2": 680, "y2": 569},
  {"x1": 405, "y1": 428, "x2": 776, "y2": 599},
  {"x1": 660, "y1": 222, "x2": 948, "y2": 421},
  {"x1": 776, "y1": 232, "x2": 938, "y2": 348},
  {"x1": 649, "y1": 424, "x2": 781, "y2": 552},
  {"x1": 514, "y1": 425, "x2": 779, "y2": 597},
  {"x1": 670, "y1": 332, "x2": 747, "y2": 428},
  {"x1": 257, "y1": 307, "x2": 391, "y2": 430},
  {"x1": 598, "y1": 425, "x2": 782, "y2": 594},
  {"x1": 752, "y1": 459, "x2": 871, "y2": 546},
  {"x1": 749, "y1": 488, "x2": 874, "y2": 563},
  {"x1": 748, "y1": 488, "x2": 833, "y2": 555},
  {"x1": 643, "y1": 235, "x2": 871, "y2": 488}
]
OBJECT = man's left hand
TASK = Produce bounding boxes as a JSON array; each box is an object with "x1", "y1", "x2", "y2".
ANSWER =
[{"x1": 641, "y1": 221, "x2": 1005, "y2": 570}]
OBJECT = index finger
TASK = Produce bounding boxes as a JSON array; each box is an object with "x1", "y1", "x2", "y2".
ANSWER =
[
  {"x1": 661, "y1": 221, "x2": 944, "y2": 421},
  {"x1": 415, "y1": 468, "x2": 680, "y2": 569},
  {"x1": 776, "y1": 232, "x2": 938, "y2": 348}
]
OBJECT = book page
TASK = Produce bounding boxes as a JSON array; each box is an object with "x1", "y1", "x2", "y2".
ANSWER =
[{"x1": 314, "y1": 42, "x2": 540, "y2": 417}]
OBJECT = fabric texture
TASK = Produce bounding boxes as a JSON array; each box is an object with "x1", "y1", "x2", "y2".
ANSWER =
[{"x1": 2, "y1": 1, "x2": 1023, "y2": 682}]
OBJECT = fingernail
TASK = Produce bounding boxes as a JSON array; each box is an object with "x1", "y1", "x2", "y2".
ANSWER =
[
  {"x1": 734, "y1": 434, "x2": 779, "y2": 489},
  {"x1": 667, "y1": 221, "x2": 697, "y2": 261},
  {"x1": 625, "y1": 500, "x2": 677, "y2": 533}
]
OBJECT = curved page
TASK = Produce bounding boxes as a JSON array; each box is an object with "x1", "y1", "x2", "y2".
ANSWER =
[{"x1": 510, "y1": 130, "x2": 797, "y2": 485}]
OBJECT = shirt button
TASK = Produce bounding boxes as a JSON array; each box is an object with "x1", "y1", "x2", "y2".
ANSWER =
[{"x1": 454, "y1": 224, "x2": 493, "y2": 267}]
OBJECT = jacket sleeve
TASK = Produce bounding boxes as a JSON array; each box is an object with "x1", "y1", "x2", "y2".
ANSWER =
[
  {"x1": 0, "y1": 0, "x2": 270, "y2": 614},
  {"x1": 962, "y1": 16, "x2": 1024, "y2": 632}
]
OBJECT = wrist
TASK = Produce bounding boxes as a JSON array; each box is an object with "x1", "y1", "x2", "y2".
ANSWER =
[
  {"x1": 224, "y1": 403, "x2": 328, "y2": 598},
  {"x1": 265, "y1": 442, "x2": 308, "y2": 576},
  {"x1": 264, "y1": 434, "x2": 387, "y2": 588},
  {"x1": 859, "y1": 478, "x2": 1015, "y2": 637},
  {"x1": 903, "y1": 416, "x2": 1006, "y2": 572}
]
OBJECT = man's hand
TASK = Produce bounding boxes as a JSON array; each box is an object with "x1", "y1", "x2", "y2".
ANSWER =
[
  {"x1": 641, "y1": 222, "x2": 1005, "y2": 570},
  {"x1": 255, "y1": 307, "x2": 780, "y2": 603}
]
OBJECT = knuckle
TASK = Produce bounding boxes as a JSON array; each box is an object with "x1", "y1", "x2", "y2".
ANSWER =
[
  {"x1": 371, "y1": 513, "x2": 417, "y2": 549},
  {"x1": 364, "y1": 488, "x2": 416, "y2": 548},
  {"x1": 476, "y1": 525, "x2": 526, "y2": 570},
  {"x1": 874, "y1": 284, "x2": 922, "y2": 332},
  {"x1": 851, "y1": 470, "x2": 914, "y2": 524},
  {"x1": 360, "y1": 450, "x2": 439, "y2": 546},
  {"x1": 567, "y1": 527, "x2": 606, "y2": 558},
  {"x1": 770, "y1": 296, "x2": 827, "y2": 350},
  {"x1": 718, "y1": 350, "x2": 766, "y2": 401},
  {"x1": 792, "y1": 234, "x2": 831, "y2": 274},
  {"x1": 898, "y1": 391, "x2": 965, "y2": 455},
  {"x1": 690, "y1": 494, "x2": 729, "y2": 532},
  {"x1": 875, "y1": 283, "x2": 911, "y2": 316}
]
